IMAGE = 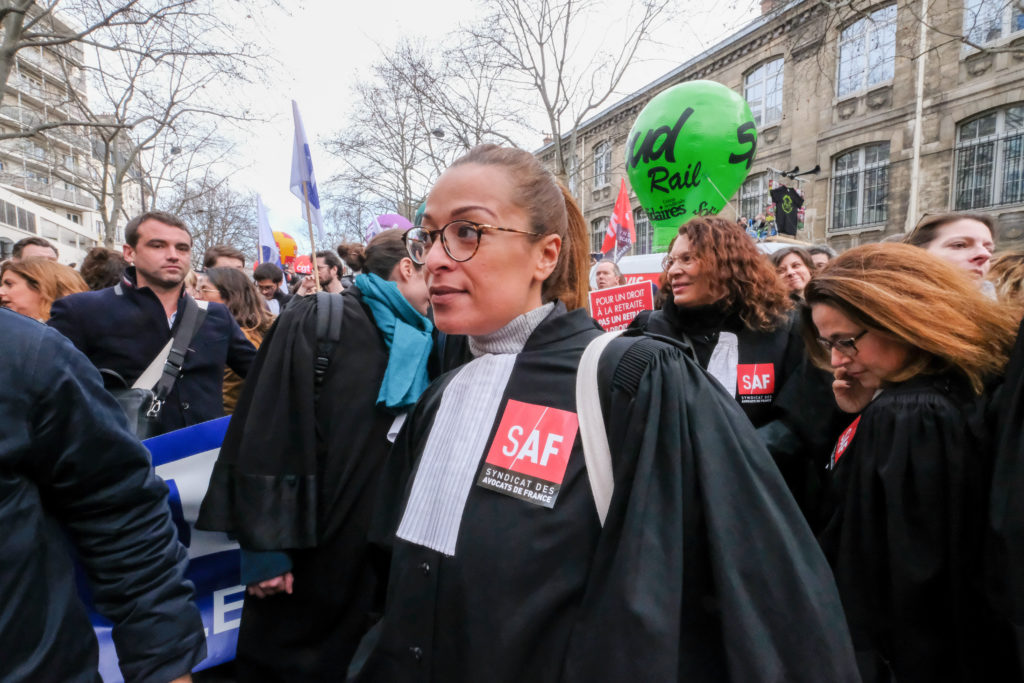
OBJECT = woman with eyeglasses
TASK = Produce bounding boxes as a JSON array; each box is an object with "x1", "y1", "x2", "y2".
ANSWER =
[
  {"x1": 197, "y1": 266, "x2": 276, "y2": 414},
  {"x1": 630, "y1": 216, "x2": 842, "y2": 518},
  {"x1": 349, "y1": 145, "x2": 858, "y2": 682},
  {"x1": 197, "y1": 230, "x2": 433, "y2": 681},
  {"x1": 802, "y1": 242, "x2": 1019, "y2": 682}
]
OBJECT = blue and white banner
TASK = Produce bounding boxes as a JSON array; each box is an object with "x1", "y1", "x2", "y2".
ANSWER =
[
  {"x1": 289, "y1": 100, "x2": 326, "y2": 244},
  {"x1": 86, "y1": 418, "x2": 241, "y2": 681},
  {"x1": 257, "y1": 194, "x2": 281, "y2": 267}
]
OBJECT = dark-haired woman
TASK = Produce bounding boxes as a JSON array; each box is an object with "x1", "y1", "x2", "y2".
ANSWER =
[
  {"x1": 803, "y1": 243, "x2": 1019, "y2": 682},
  {"x1": 197, "y1": 267, "x2": 276, "y2": 414},
  {"x1": 79, "y1": 247, "x2": 126, "y2": 290},
  {"x1": 197, "y1": 229, "x2": 432, "y2": 681},
  {"x1": 350, "y1": 145, "x2": 858, "y2": 682},
  {"x1": 630, "y1": 217, "x2": 841, "y2": 516},
  {"x1": 771, "y1": 246, "x2": 815, "y2": 300}
]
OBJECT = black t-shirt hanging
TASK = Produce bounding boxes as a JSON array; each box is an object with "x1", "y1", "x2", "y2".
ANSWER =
[{"x1": 770, "y1": 186, "x2": 804, "y2": 236}]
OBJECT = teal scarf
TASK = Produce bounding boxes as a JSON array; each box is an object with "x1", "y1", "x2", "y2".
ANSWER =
[{"x1": 355, "y1": 273, "x2": 434, "y2": 412}]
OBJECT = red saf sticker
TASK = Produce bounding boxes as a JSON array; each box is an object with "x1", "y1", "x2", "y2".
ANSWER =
[
  {"x1": 737, "y1": 363, "x2": 775, "y2": 404},
  {"x1": 476, "y1": 399, "x2": 579, "y2": 509},
  {"x1": 830, "y1": 416, "x2": 862, "y2": 469}
]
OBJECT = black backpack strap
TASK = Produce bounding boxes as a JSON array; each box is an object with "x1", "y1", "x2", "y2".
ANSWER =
[
  {"x1": 314, "y1": 292, "x2": 345, "y2": 391},
  {"x1": 149, "y1": 296, "x2": 208, "y2": 415},
  {"x1": 595, "y1": 330, "x2": 687, "y2": 404}
]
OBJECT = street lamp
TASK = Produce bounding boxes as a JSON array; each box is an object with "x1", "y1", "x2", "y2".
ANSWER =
[{"x1": 430, "y1": 127, "x2": 472, "y2": 149}]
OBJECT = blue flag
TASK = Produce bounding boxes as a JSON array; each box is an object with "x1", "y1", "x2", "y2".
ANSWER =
[
  {"x1": 289, "y1": 100, "x2": 325, "y2": 243},
  {"x1": 256, "y1": 194, "x2": 281, "y2": 267}
]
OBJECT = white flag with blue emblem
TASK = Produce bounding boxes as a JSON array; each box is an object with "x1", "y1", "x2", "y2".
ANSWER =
[
  {"x1": 256, "y1": 194, "x2": 281, "y2": 267},
  {"x1": 289, "y1": 100, "x2": 325, "y2": 243}
]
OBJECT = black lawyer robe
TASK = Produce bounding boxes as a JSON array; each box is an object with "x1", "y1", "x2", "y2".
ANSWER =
[
  {"x1": 631, "y1": 302, "x2": 846, "y2": 521},
  {"x1": 197, "y1": 290, "x2": 397, "y2": 680},
  {"x1": 985, "y1": 318, "x2": 1024, "y2": 680},
  {"x1": 351, "y1": 306, "x2": 858, "y2": 682},
  {"x1": 817, "y1": 373, "x2": 1012, "y2": 682}
]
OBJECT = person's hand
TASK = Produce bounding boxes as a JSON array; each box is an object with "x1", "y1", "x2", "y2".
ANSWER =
[
  {"x1": 832, "y1": 367, "x2": 875, "y2": 414},
  {"x1": 167, "y1": 676, "x2": 192, "y2": 683},
  {"x1": 296, "y1": 275, "x2": 316, "y2": 296},
  {"x1": 247, "y1": 572, "x2": 294, "y2": 598}
]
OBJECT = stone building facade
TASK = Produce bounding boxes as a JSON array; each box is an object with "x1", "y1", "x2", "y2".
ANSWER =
[
  {"x1": 538, "y1": 0, "x2": 1024, "y2": 254},
  {"x1": 0, "y1": 8, "x2": 145, "y2": 264}
]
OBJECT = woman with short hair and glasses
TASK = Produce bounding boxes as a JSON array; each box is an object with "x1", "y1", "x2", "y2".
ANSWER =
[
  {"x1": 630, "y1": 216, "x2": 842, "y2": 519},
  {"x1": 351, "y1": 145, "x2": 858, "y2": 682},
  {"x1": 801, "y1": 242, "x2": 1019, "y2": 682}
]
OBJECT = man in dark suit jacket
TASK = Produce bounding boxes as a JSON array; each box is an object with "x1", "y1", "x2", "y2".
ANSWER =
[
  {"x1": 49, "y1": 210, "x2": 256, "y2": 435},
  {"x1": 253, "y1": 262, "x2": 291, "y2": 315}
]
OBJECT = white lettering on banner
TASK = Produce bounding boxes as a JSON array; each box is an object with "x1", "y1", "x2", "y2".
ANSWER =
[
  {"x1": 589, "y1": 281, "x2": 655, "y2": 332},
  {"x1": 213, "y1": 586, "x2": 245, "y2": 634}
]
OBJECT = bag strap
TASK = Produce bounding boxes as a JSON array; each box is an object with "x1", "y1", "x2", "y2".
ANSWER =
[
  {"x1": 150, "y1": 295, "x2": 209, "y2": 404},
  {"x1": 132, "y1": 338, "x2": 174, "y2": 390},
  {"x1": 576, "y1": 330, "x2": 624, "y2": 526},
  {"x1": 314, "y1": 292, "x2": 345, "y2": 393}
]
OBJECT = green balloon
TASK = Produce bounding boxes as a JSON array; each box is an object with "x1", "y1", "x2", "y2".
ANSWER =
[{"x1": 625, "y1": 80, "x2": 757, "y2": 251}]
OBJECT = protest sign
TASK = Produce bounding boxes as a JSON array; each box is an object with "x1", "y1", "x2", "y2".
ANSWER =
[{"x1": 589, "y1": 281, "x2": 655, "y2": 331}]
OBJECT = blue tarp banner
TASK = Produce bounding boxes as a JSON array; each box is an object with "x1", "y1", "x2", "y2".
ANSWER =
[{"x1": 82, "y1": 417, "x2": 241, "y2": 681}]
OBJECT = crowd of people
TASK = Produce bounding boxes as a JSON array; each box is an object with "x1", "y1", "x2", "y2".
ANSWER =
[{"x1": 3, "y1": 144, "x2": 1024, "y2": 683}]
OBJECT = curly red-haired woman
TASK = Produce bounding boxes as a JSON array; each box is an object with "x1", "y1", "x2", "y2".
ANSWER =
[{"x1": 631, "y1": 216, "x2": 842, "y2": 516}]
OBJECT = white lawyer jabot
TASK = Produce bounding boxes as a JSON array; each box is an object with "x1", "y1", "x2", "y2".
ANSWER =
[{"x1": 396, "y1": 303, "x2": 555, "y2": 556}]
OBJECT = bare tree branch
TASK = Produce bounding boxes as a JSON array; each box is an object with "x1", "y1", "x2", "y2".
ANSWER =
[{"x1": 465, "y1": 0, "x2": 671, "y2": 192}]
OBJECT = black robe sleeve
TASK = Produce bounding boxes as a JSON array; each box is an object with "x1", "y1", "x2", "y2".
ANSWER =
[
  {"x1": 986, "y1": 319, "x2": 1024, "y2": 679},
  {"x1": 818, "y1": 377, "x2": 1001, "y2": 682},
  {"x1": 561, "y1": 337, "x2": 859, "y2": 682},
  {"x1": 196, "y1": 295, "x2": 320, "y2": 548}
]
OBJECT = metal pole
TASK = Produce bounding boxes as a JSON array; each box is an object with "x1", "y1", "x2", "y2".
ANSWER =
[{"x1": 302, "y1": 181, "x2": 321, "y2": 292}]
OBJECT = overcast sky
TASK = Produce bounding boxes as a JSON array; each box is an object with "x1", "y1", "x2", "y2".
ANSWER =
[{"x1": 232, "y1": 0, "x2": 760, "y2": 250}]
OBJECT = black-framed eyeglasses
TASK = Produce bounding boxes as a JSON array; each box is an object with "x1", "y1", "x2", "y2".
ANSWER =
[
  {"x1": 816, "y1": 329, "x2": 868, "y2": 357},
  {"x1": 403, "y1": 220, "x2": 539, "y2": 265}
]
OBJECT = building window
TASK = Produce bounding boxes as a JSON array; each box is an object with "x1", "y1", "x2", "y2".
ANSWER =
[
  {"x1": 745, "y1": 58, "x2": 784, "y2": 127},
  {"x1": 2, "y1": 201, "x2": 15, "y2": 227},
  {"x1": 955, "y1": 105, "x2": 1024, "y2": 210},
  {"x1": 567, "y1": 155, "x2": 580, "y2": 197},
  {"x1": 593, "y1": 141, "x2": 611, "y2": 188},
  {"x1": 964, "y1": 0, "x2": 1024, "y2": 44},
  {"x1": 591, "y1": 216, "x2": 608, "y2": 253},
  {"x1": 831, "y1": 142, "x2": 890, "y2": 231},
  {"x1": 633, "y1": 207, "x2": 652, "y2": 255},
  {"x1": 836, "y1": 5, "x2": 897, "y2": 97},
  {"x1": 739, "y1": 174, "x2": 769, "y2": 221}
]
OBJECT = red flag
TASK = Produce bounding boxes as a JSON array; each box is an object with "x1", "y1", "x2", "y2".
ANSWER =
[{"x1": 601, "y1": 179, "x2": 636, "y2": 261}]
